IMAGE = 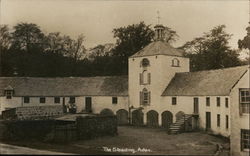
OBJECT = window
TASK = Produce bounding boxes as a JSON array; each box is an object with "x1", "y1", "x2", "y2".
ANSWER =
[
  {"x1": 5, "y1": 90, "x2": 13, "y2": 99},
  {"x1": 172, "y1": 58, "x2": 180, "y2": 67},
  {"x1": 140, "y1": 71, "x2": 151, "y2": 85},
  {"x1": 172, "y1": 97, "x2": 177, "y2": 105},
  {"x1": 241, "y1": 129, "x2": 250, "y2": 150},
  {"x1": 226, "y1": 115, "x2": 229, "y2": 129},
  {"x1": 217, "y1": 114, "x2": 220, "y2": 127},
  {"x1": 69, "y1": 97, "x2": 75, "y2": 103},
  {"x1": 112, "y1": 97, "x2": 118, "y2": 104},
  {"x1": 206, "y1": 97, "x2": 210, "y2": 106},
  {"x1": 40, "y1": 97, "x2": 46, "y2": 103},
  {"x1": 240, "y1": 88, "x2": 250, "y2": 114},
  {"x1": 140, "y1": 88, "x2": 150, "y2": 105},
  {"x1": 54, "y1": 97, "x2": 60, "y2": 103},
  {"x1": 225, "y1": 98, "x2": 229, "y2": 108},
  {"x1": 194, "y1": 97, "x2": 199, "y2": 114},
  {"x1": 241, "y1": 129, "x2": 250, "y2": 151},
  {"x1": 24, "y1": 97, "x2": 30, "y2": 103},
  {"x1": 141, "y1": 58, "x2": 150, "y2": 67},
  {"x1": 217, "y1": 97, "x2": 220, "y2": 107}
]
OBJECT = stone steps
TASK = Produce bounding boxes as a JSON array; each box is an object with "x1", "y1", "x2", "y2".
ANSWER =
[{"x1": 169, "y1": 114, "x2": 192, "y2": 134}]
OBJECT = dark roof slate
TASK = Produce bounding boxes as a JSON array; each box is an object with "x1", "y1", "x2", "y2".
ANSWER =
[
  {"x1": 0, "y1": 76, "x2": 128, "y2": 96},
  {"x1": 130, "y1": 40, "x2": 185, "y2": 58},
  {"x1": 162, "y1": 65, "x2": 249, "y2": 96}
]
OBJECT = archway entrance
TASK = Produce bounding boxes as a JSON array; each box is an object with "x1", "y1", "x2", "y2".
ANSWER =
[
  {"x1": 161, "y1": 111, "x2": 173, "y2": 129},
  {"x1": 132, "y1": 109, "x2": 144, "y2": 126},
  {"x1": 146, "y1": 110, "x2": 159, "y2": 127},
  {"x1": 100, "y1": 108, "x2": 114, "y2": 116},
  {"x1": 116, "y1": 109, "x2": 128, "y2": 125}
]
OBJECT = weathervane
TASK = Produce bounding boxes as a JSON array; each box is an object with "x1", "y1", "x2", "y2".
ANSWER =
[{"x1": 157, "y1": 10, "x2": 161, "y2": 24}]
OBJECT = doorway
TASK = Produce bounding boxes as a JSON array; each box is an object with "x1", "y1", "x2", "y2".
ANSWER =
[
  {"x1": 85, "y1": 97, "x2": 92, "y2": 113},
  {"x1": 206, "y1": 112, "x2": 211, "y2": 130}
]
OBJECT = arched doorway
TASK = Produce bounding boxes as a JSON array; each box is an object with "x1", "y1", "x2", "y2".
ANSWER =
[
  {"x1": 132, "y1": 109, "x2": 144, "y2": 126},
  {"x1": 116, "y1": 109, "x2": 128, "y2": 125},
  {"x1": 146, "y1": 110, "x2": 159, "y2": 127},
  {"x1": 100, "y1": 108, "x2": 114, "y2": 116},
  {"x1": 161, "y1": 111, "x2": 173, "y2": 129},
  {"x1": 176, "y1": 111, "x2": 185, "y2": 121}
]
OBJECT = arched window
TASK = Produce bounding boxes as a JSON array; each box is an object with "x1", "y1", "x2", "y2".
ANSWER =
[
  {"x1": 140, "y1": 70, "x2": 151, "y2": 85},
  {"x1": 140, "y1": 88, "x2": 151, "y2": 106},
  {"x1": 172, "y1": 58, "x2": 180, "y2": 67},
  {"x1": 141, "y1": 58, "x2": 150, "y2": 67},
  {"x1": 143, "y1": 70, "x2": 148, "y2": 84}
]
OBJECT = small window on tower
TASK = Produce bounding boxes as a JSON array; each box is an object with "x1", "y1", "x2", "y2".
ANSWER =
[
  {"x1": 172, "y1": 58, "x2": 180, "y2": 67},
  {"x1": 141, "y1": 58, "x2": 150, "y2": 67}
]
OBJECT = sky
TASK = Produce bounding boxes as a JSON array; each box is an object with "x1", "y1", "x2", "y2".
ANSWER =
[{"x1": 0, "y1": 0, "x2": 249, "y2": 50}]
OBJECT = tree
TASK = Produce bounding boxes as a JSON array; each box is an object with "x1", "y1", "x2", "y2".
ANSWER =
[
  {"x1": 238, "y1": 24, "x2": 250, "y2": 50},
  {"x1": 0, "y1": 25, "x2": 12, "y2": 76},
  {"x1": 112, "y1": 22, "x2": 154, "y2": 74},
  {"x1": 181, "y1": 25, "x2": 242, "y2": 71},
  {"x1": 163, "y1": 26, "x2": 179, "y2": 44},
  {"x1": 68, "y1": 34, "x2": 86, "y2": 62},
  {"x1": 12, "y1": 23, "x2": 45, "y2": 52},
  {"x1": 113, "y1": 22, "x2": 154, "y2": 58},
  {"x1": 44, "y1": 32, "x2": 65, "y2": 54},
  {"x1": 0, "y1": 25, "x2": 12, "y2": 51},
  {"x1": 88, "y1": 43, "x2": 114, "y2": 60}
]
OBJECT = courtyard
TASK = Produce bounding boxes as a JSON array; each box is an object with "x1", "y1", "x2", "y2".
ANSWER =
[{"x1": 1, "y1": 126, "x2": 229, "y2": 155}]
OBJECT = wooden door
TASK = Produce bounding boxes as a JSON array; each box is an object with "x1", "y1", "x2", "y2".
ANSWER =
[
  {"x1": 206, "y1": 112, "x2": 211, "y2": 130},
  {"x1": 85, "y1": 97, "x2": 92, "y2": 112}
]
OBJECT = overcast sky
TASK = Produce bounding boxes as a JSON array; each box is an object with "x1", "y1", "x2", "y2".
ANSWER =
[{"x1": 0, "y1": 0, "x2": 249, "y2": 49}]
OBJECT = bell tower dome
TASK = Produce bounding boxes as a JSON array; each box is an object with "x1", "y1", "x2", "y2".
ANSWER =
[
  {"x1": 154, "y1": 24, "x2": 165, "y2": 41},
  {"x1": 154, "y1": 11, "x2": 165, "y2": 41}
]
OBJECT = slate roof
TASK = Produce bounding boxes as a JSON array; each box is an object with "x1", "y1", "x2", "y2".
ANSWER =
[
  {"x1": 162, "y1": 65, "x2": 249, "y2": 96},
  {"x1": 130, "y1": 40, "x2": 185, "y2": 58},
  {"x1": 0, "y1": 76, "x2": 128, "y2": 97}
]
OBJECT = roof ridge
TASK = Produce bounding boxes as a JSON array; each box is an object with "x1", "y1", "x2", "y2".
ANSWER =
[
  {"x1": 176, "y1": 65, "x2": 249, "y2": 75},
  {"x1": 130, "y1": 40, "x2": 185, "y2": 58}
]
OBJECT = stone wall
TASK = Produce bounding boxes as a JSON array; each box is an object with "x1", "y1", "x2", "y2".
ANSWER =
[
  {"x1": 0, "y1": 114, "x2": 118, "y2": 143},
  {"x1": 76, "y1": 115, "x2": 117, "y2": 140},
  {"x1": 2, "y1": 105, "x2": 63, "y2": 120},
  {"x1": 0, "y1": 120, "x2": 55, "y2": 141}
]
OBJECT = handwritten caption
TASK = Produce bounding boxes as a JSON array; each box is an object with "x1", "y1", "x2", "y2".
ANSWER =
[{"x1": 102, "y1": 146, "x2": 152, "y2": 153}]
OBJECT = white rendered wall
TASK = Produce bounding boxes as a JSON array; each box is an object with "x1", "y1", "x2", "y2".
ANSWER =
[
  {"x1": 230, "y1": 69, "x2": 249, "y2": 156},
  {"x1": 75, "y1": 96, "x2": 128, "y2": 114},
  {"x1": 128, "y1": 55, "x2": 189, "y2": 110}
]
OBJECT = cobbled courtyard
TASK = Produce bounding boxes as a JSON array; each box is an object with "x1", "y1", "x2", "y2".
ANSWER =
[{"x1": 2, "y1": 126, "x2": 229, "y2": 155}]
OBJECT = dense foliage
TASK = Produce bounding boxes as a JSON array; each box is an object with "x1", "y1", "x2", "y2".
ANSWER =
[
  {"x1": 0, "y1": 22, "x2": 247, "y2": 77},
  {"x1": 181, "y1": 25, "x2": 245, "y2": 71}
]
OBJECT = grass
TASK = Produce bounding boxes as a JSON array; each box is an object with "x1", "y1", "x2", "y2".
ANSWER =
[{"x1": 1, "y1": 126, "x2": 229, "y2": 155}]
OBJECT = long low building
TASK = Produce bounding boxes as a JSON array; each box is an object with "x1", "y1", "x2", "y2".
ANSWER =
[{"x1": 0, "y1": 76, "x2": 129, "y2": 124}]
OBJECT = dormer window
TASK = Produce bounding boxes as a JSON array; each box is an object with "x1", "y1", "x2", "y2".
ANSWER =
[
  {"x1": 5, "y1": 90, "x2": 13, "y2": 99},
  {"x1": 141, "y1": 58, "x2": 150, "y2": 67},
  {"x1": 4, "y1": 85, "x2": 14, "y2": 99},
  {"x1": 172, "y1": 58, "x2": 180, "y2": 67}
]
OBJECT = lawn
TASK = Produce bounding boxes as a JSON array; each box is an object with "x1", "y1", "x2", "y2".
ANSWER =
[{"x1": 1, "y1": 126, "x2": 229, "y2": 155}]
